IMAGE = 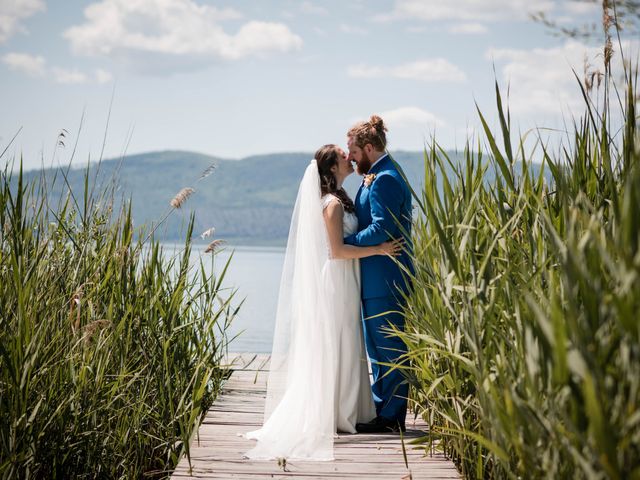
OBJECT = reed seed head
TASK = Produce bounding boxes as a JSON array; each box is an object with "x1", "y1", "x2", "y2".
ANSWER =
[
  {"x1": 82, "y1": 319, "x2": 112, "y2": 345},
  {"x1": 204, "y1": 239, "x2": 225, "y2": 253},
  {"x1": 199, "y1": 163, "x2": 217, "y2": 180},
  {"x1": 200, "y1": 227, "x2": 216, "y2": 239},
  {"x1": 69, "y1": 289, "x2": 83, "y2": 333},
  {"x1": 170, "y1": 187, "x2": 195, "y2": 209}
]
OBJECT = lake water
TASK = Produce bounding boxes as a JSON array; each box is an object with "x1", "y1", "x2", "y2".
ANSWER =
[{"x1": 164, "y1": 244, "x2": 285, "y2": 353}]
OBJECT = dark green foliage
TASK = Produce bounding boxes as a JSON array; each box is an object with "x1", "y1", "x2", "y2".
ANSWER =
[
  {"x1": 397, "y1": 64, "x2": 640, "y2": 478},
  {"x1": 0, "y1": 161, "x2": 237, "y2": 478}
]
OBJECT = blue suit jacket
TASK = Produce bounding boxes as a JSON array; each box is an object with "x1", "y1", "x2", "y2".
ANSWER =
[{"x1": 345, "y1": 154, "x2": 413, "y2": 299}]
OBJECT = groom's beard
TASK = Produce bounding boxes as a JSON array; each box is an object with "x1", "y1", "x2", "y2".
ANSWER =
[{"x1": 355, "y1": 151, "x2": 373, "y2": 175}]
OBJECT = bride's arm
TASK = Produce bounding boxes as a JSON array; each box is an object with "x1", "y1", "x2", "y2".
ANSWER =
[{"x1": 323, "y1": 198, "x2": 401, "y2": 260}]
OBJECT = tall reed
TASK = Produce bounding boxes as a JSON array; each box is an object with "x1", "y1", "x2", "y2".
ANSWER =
[
  {"x1": 0, "y1": 161, "x2": 238, "y2": 478},
  {"x1": 397, "y1": 37, "x2": 639, "y2": 480}
]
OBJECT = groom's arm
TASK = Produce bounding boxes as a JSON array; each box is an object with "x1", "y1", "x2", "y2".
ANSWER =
[{"x1": 345, "y1": 174, "x2": 402, "y2": 247}]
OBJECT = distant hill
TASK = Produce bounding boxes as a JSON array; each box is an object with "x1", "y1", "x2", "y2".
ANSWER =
[{"x1": 17, "y1": 150, "x2": 545, "y2": 245}]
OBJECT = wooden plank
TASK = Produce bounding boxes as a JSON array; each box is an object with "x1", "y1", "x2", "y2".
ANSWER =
[
  {"x1": 172, "y1": 353, "x2": 460, "y2": 479},
  {"x1": 174, "y1": 472, "x2": 458, "y2": 479},
  {"x1": 223, "y1": 352, "x2": 271, "y2": 371}
]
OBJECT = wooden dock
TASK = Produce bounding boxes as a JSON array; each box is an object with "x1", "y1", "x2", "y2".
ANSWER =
[{"x1": 172, "y1": 353, "x2": 461, "y2": 479}]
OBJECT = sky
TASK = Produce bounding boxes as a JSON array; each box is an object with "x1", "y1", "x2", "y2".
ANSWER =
[{"x1": 0, "y1": 0, "x2": 634, "y2": 170}]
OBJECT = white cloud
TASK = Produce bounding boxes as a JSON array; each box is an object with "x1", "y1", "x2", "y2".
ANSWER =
[
  {"x1": 64, "y1": 0, "x2": 303, "y2": 72},
  {"x1": 95, "y1": 68, "x2": 113, "y2": 84},
  {"x1": 340, "y1": 24, "x2": 367, "y2": 35},
  {"x1": 486, "y1": 40, "x2": 637, "y2": 116},
  {"x1": 405, "y1": 25, "x2": 427, "y2": 33},
  {"x1": 448, "y1": 22, "x2": 488, "y2": 34},
  {"x1": 52, "y1": 67, "x2": 88, "y2": 84},
  {"x1": 486, "y1": 42, "x2": 592, "y2": 115},
  {"x1": 300, "y1": 1, "x2": 328, "y2": 15},
  {"x1": 378, "y1": 106, "x2": 445, "y2": 128},
  {"x1": 2, "y1": 51, "x2": 113, "y2": 85},
  {"x1": 564, "y1": 1, "x2": 599, "y2": 15},
  {"x1": 229, "y1": 21, "x2": 302, "y2": 58},
  {"x1": 376, "y1": 0, "x2": 555, "y2": 23},
  {"x1": 2, "y1": 52, "x2": 45, "y2": 76},
  {"x1": 0, "y1": 0, "x2": 45, "y2": 43},
  {"x1": 348, "y1": 59, "x2": 467, "y2": 83},
  {"x1": 349, "y1": 106, "x2": 445, "y2": 150}
]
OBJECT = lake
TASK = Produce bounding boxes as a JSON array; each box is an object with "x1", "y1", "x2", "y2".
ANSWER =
[{"x1": 164, "y1": 244, "x2": 285, "y2": 353}]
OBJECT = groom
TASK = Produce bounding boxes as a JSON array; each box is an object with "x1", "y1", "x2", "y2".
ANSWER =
[{"x1": 344, "y1": 115, "x2": 413, "y2": 433}]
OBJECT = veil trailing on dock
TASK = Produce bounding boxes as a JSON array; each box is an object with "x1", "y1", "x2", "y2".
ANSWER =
[{"x1": 244, "y1": 160, "x2": 337, "y2": 460}]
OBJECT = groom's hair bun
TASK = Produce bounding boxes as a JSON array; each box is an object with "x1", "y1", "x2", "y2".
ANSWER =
[
  {"x1": 348, "y1": 115, "x2": 387, "y2": 151},
  {"x1": 369, "y1": 115, "x2": 386, "y2": 133}
]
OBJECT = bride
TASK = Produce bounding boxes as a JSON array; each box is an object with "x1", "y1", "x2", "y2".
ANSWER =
[{"x1": 244, "y1": 144, "x2": 402, "y2": 461}]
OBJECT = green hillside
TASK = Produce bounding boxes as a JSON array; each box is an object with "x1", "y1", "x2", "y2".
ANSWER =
[{"x1": 18, "y1": 150, "x2": 543, "y2": 244}]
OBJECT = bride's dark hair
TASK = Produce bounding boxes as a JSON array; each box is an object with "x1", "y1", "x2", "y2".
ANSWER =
[{"x1": 314, "y1": 144, "x2": 355, "y2": 214}]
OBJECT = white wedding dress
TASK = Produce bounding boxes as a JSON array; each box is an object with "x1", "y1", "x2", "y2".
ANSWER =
[
  {"x1": 321, "y1": 194, "x2": 376, "y2": 434},
  {"x1": 244, "y1": 161, "x2": 374, "y2": 461}
]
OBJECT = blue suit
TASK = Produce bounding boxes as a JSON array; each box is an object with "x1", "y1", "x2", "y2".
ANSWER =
[{"x1": 344, "y1": 154, "x2": 413, "y2": 423}]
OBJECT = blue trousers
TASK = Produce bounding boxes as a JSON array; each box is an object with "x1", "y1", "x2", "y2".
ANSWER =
[{"x1": 362, "y1": 296, "x2": 408, "y2": 423}]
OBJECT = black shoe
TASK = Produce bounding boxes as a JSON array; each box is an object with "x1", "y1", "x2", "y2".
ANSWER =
[{"x1": 356, "y1": 416, "x2": 406, "y2": 433}]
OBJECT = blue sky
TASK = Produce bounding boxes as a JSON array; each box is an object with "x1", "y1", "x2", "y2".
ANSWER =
[{"x1": 0, "y1": 0, "x2": 631, "y2": 170}]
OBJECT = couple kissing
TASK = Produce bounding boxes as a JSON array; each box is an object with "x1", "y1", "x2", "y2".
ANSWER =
[{"x1": 245, "y1": 115, "x2": 413, "y2": 461}]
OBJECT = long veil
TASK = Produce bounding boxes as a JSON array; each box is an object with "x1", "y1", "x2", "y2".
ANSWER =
[{"x1": 244, "y1": 160, "x2": 337, "y2": 460}]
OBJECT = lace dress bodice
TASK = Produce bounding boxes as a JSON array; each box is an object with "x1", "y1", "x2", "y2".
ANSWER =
[{"x1": 322, "y1": 194, "x2": 358, "y2": 235}]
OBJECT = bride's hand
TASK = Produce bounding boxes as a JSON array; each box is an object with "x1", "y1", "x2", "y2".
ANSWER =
[{"x1": 379, "y1": 238, "x2": 404, "y2": 256}]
